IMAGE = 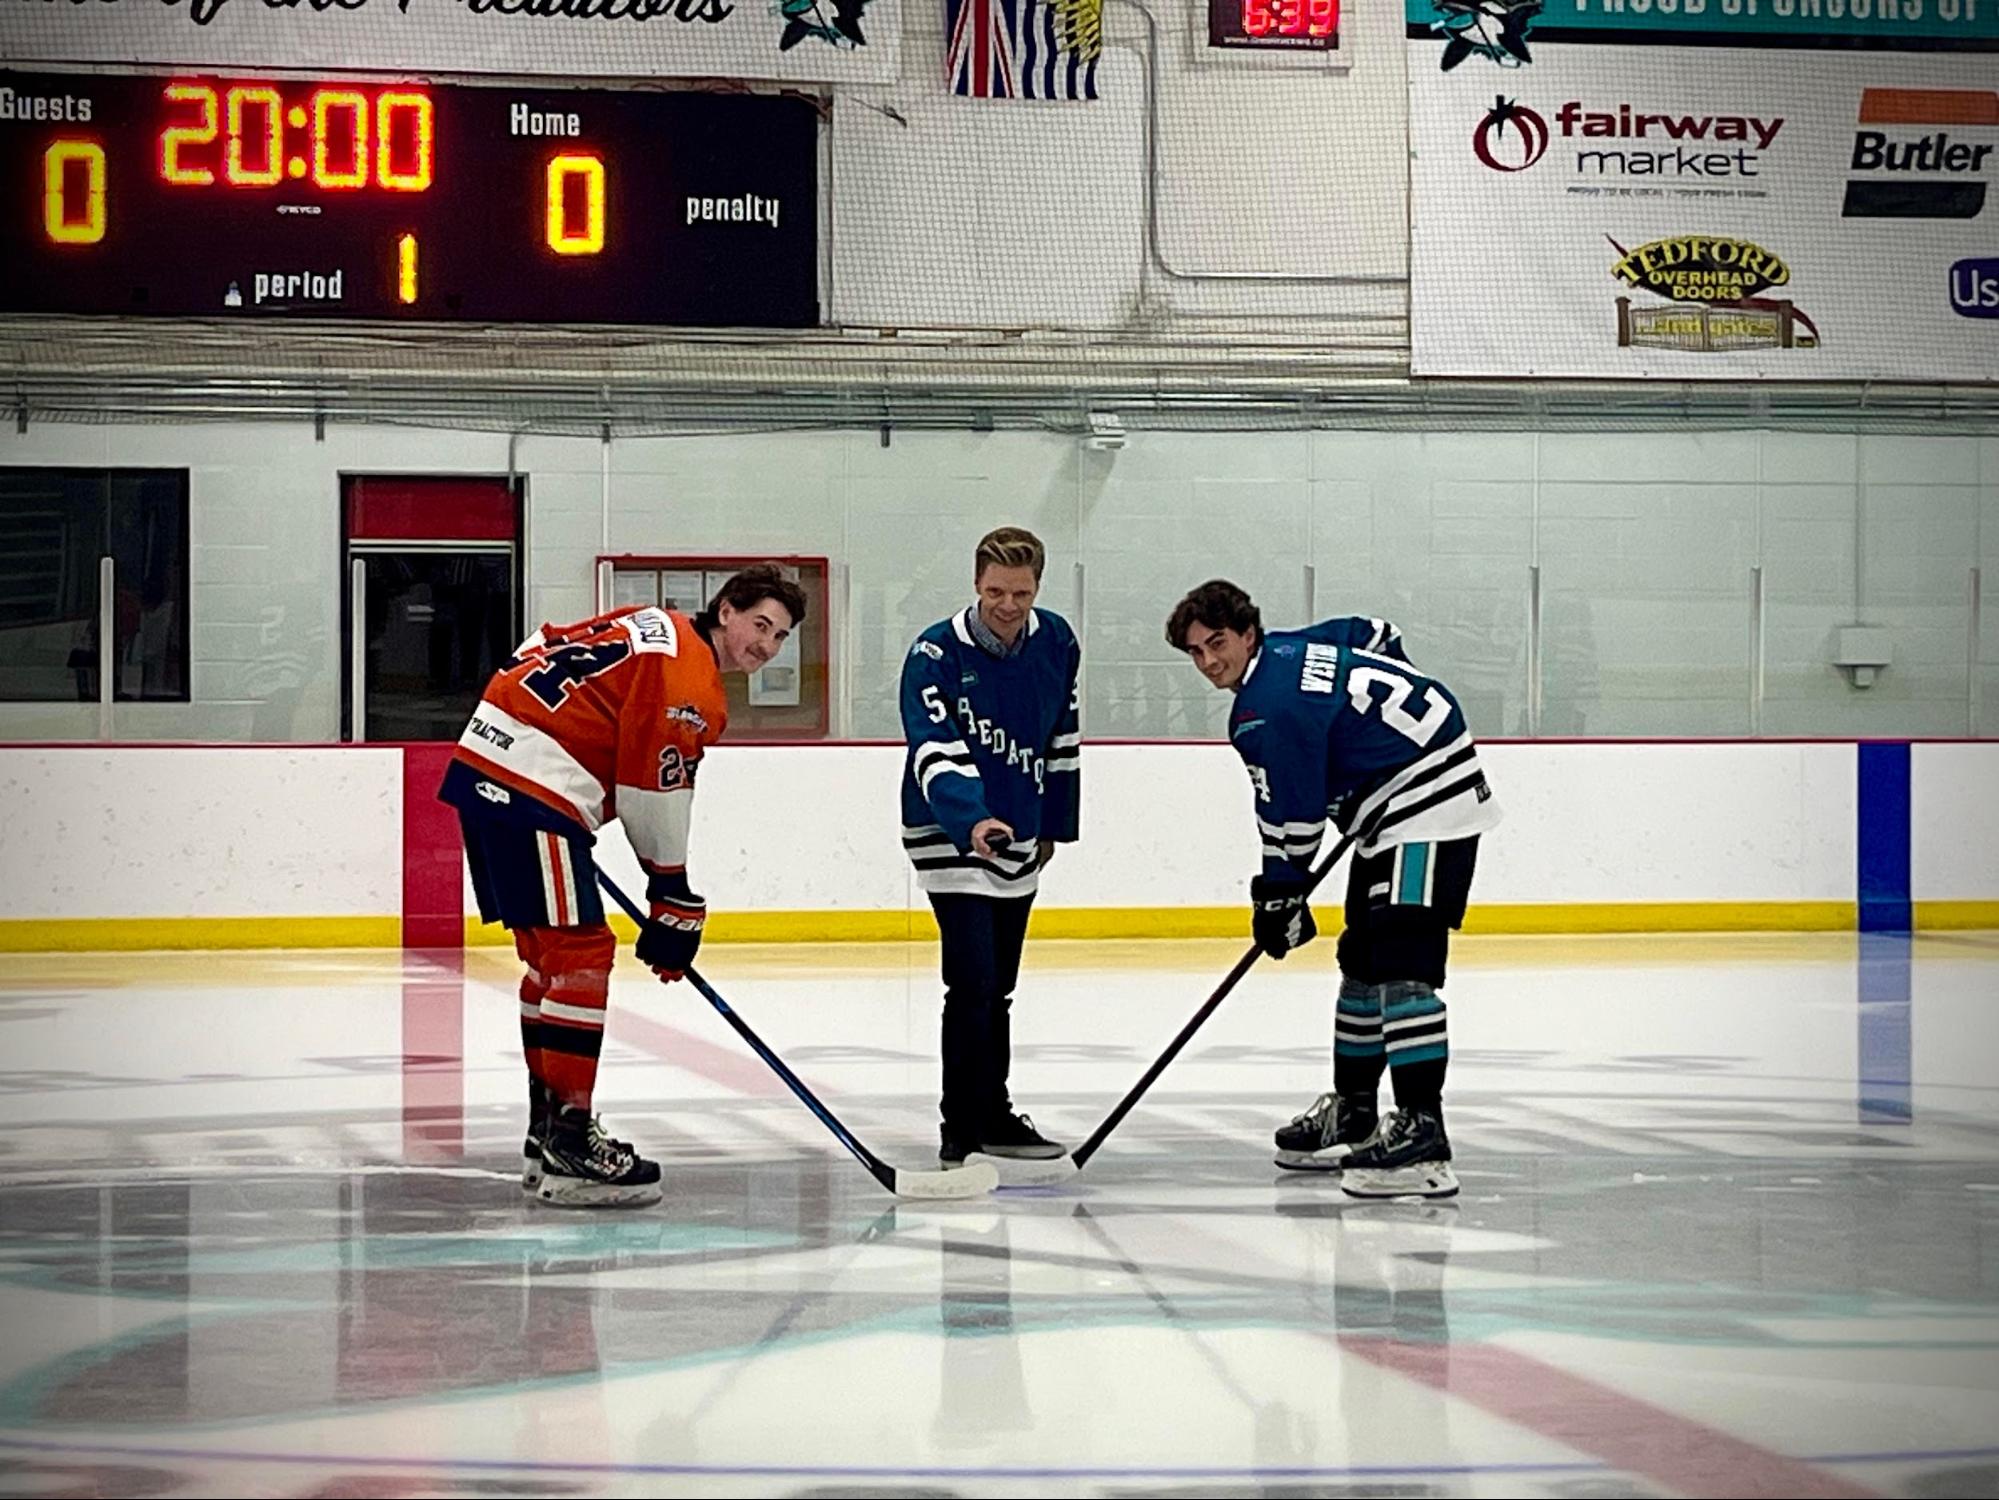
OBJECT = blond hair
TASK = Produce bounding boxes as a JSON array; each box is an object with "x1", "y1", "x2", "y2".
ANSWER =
[{"x1": 975, "y1": 526, "x2": 1046, "y2": 582}]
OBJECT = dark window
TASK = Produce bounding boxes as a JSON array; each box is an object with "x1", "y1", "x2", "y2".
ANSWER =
[
  {"x1": 354, "y1": 551, "x2": 518, "y2": 741},
  {"x1": 341, "y1": 474, "x2": 521, "y2": 742},
  {"x1": 0, "y1": 468, "x2": 190, "y2": 703}
]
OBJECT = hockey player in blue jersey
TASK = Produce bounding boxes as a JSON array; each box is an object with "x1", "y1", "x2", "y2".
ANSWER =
[
  {"x1": 1167, "y1": 580, "x2": 1501, "y2": 1199},
  {"x1": 901, "y1": 527, "x2": 1082, "y2": 1167}
]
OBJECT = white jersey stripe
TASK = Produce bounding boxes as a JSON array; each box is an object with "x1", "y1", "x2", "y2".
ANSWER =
[
  {"x1": 556, "y1": 834, "x2": 579, "y2": 926},
  {"x1": 902, "y1": 821, "x2": 1042, "y2": 898},
  {"x1": 1258, "y1": 815, "x2": 1325, "y2": 839},
  {"x1": 915, "y1": 739, "x2": 973, "y2": 766},
  {"x1": 621, "y1": 785, "x2": 694, "y2": 875},
  {"x1": 457, "y1": 700, "x2": 608, "y2": 829},
  {"x1": 920, "y1": 759, "x2": 982, "y2": 797},
  {"x1": 541, "y1": 998, "x2": 609, "y2": 1028},
  {"x1": 1385, "y1": 1017, "x2": 1444, "y2": 1038},
  {"x1": 914, "y1": 863, "x2": 1042, "y2": 898},
  {"x1": 535, "y1": 831, "x2": 561, "y2": 923},
  {"x1": 1346, "y1": 730, "x2": 1475, "y2": 833}
]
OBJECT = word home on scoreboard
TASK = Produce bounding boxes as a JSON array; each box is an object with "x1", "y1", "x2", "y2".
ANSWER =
[{"x1": 0, "y1": 73, "x2": 819, "y2": 327}]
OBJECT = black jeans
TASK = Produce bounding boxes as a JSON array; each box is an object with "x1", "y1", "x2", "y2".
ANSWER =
[{"x1": 929, "y1": 891, "x2": 1035, "y2": 1133}]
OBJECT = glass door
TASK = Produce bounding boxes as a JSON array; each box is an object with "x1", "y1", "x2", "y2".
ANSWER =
[{"x1": 342, "y1": 476, "x2": 520, "y2": 742}]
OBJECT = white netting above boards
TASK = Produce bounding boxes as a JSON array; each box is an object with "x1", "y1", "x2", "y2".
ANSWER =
[
  {"x1": 0, "y1": 0, "x2": 1409, "y2": 426},
  {"x1": 3, "y1": 0, "x2": 1998, "y2": 426}
]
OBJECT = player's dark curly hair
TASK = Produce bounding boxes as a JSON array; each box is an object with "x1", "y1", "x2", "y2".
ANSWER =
[
  {"x1": 1165, "y1": 579, "x2": 1262, "y2": 651},
  {"x1": 698, "y1": 564, "x2": 809, "y2": 633}
]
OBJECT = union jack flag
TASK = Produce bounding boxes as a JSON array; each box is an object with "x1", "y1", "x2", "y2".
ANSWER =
[{"x1": 946, "y1": 0, "x2": 1101, "y2": 102}]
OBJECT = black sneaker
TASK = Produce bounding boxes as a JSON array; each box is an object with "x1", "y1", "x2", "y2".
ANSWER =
[
  {"x1": 939, "y1": 1124, "x2": 978, "y2": 1167},
  {"x1": 1274, "y1": 1091, "x2": 1379, "y2": 1171},
  {"x1": 1339, "y1": 1109, "x2": 1459, "y2": 1200},
  {"x1": 535, "y1": 1109, "x2": 663, "y2": 1209},
  {"x1": 977, "y1": 1111, "x2": 1066, "y2": 1161}
]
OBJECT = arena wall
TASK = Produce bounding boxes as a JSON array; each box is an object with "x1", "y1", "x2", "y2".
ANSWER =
[{"x1": 1, "y1": 739, "x2": 1990, "y2": 950}]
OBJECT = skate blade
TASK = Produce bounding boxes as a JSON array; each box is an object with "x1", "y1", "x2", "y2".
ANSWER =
[
  {"x1": 1274, "y1": 1148, "x2": 1351, "y2": 1172},
  {"x1": 1339, "y1": 1163, "x2": 1459, "y2": 1201},
  {"x1": 891, "y1": 1160, "x2": 1000, "y2": 1201},
  {"x1": 534, "y1": 1178, "x2": 664, "y2": 1209},
  {"x1": 966, "y1": 1151, "x2": 1079, "y2": 1188}
]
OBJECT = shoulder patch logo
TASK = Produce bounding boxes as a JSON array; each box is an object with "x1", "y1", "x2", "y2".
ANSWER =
[
  {"x1": 913, "y1": 639, "x2": 944, "y2": 660},
  {"x1": 475, "y1": 780, "x2": 511, "y2": 805},
  {"x1": 628, "y1": 609, "x2": 679, "y2": 655},
  {"x1": 664, "y1": 704, "x2": 709, "y2": 734}
]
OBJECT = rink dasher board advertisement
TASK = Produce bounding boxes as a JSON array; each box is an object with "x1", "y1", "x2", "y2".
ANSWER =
[{"x1": 1407, "y1": 15, "x2": 1999, "y2": 380}]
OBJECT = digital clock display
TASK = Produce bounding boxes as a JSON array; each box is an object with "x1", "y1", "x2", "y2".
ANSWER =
[
  {"x1": 1208, "y1": 0, "x2": 1340, "y2": 49},
  {"x1": 0, "y1": 71, "x2": 819, "y2": 326}
]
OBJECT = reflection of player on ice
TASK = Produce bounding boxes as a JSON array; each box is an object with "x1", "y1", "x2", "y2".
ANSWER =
[
  {"x1": 1168, "y1": 581, "x2": 1500, "y2": 1200},
  {"x1": 440, "y1": 566, "x2": 807, "y2": 1208}
]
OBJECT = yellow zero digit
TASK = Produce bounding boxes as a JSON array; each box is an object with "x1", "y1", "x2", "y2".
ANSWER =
[
  {"x1": 43, "y1": 141, "x2": 107, "y2": 244},
  {"x1": 545, "y1": 153, "x2": 606, "y2": 255},
  {"x1": 312, "y1": 89, "x2": 370, "y2": 189},
  {"x1": 376, "y1": 92, "x2": 434, "y2": 191},
  {"x1": 225, "y1": 84, "x2": 283, "y2": 186}
]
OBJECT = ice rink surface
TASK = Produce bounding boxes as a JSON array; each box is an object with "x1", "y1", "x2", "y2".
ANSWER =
[{"x1": 2, "y1": 931, "x2": 1996, "y2": 1498}]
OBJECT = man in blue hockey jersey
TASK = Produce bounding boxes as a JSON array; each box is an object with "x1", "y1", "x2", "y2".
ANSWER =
[
  {"x1": 1167, "y1": 580, "x2": 1501, "y2": 1199},
  {"x1": 902, "y1": 527, "x2": 1081, "y2": 1167}
]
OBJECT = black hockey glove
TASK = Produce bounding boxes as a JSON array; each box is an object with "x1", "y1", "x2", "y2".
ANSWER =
[
  {"x1": 1250, "y1": 871, "x2": 1317, "y2": 959},
  {"x1": 636, "y1": 894, "x2": 705, "y2": 983}
]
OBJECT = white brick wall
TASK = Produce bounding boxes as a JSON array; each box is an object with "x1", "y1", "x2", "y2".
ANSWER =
[
  {"x1": 2, "y1": 422, "x2": 1995, "y2": 742},
  {"x1": 829, "y1": 0, "x2": 1398, "y2": 328}
]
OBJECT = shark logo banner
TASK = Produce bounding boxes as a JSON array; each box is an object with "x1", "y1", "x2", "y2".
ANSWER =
[
  {"x1": 1406, "y1": 0, "x2": 1999, "y2": 379},
  {"x1": 1420, "y1": 0, "x2": 1541, "y2": 70},
  {"x1": 1408, "y1": 0, "x2": 1998, "y2": 63}
]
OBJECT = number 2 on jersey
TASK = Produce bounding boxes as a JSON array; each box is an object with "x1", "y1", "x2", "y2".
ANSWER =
[
  {"x1": 1347, "y1": 665, "x2": 1450, "y2": 747},
  {"x1": 521, "y1": 640, "x2": 631, "y2": 710}
]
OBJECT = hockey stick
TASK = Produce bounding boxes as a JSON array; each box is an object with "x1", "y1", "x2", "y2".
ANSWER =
[
  {"x1": 1069, "y1": 826, "x2": 1362, "y2": 1171},
  {"x1": 595, "y1": 871, "x2": 997, "y2": 1202}
]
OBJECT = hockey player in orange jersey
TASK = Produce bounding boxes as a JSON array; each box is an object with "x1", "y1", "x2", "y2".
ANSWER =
[{"x1": 440, "y1": 564, "x2": 808, "y2": 1208}]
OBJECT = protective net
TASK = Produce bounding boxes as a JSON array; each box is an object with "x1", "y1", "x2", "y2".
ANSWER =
[{"x1": 2, "y1": 1, "x2": 1996, "y2": 432}]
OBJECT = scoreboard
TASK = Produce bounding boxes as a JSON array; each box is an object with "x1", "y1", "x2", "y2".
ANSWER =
[
  {"x1": 0, "y1": 71, "x2": 820, "y2": 327},
  {"x1": 1209, "y1": 0, "x2": 1340, "y2": 50}
]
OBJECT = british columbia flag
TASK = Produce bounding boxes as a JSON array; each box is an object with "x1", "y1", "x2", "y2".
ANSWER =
[{"x1": 946, "y1": 0, "x2": 1101, "y2": 101}]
